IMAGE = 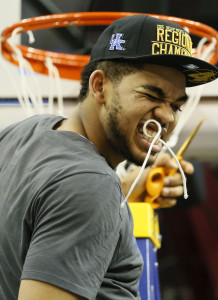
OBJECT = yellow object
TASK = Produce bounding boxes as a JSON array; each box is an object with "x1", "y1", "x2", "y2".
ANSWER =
[
  {"x1": 129, "y1": 202, "x2": 161, "y2": 248},
  {"x1": 145, "y1": 117, "x2": 205, "y2": 208},
  {"x1": 129, "y1": 118, "x2": 205, "y2": 248}
]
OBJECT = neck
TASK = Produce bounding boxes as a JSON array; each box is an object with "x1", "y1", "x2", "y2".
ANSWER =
[
  {"x1": 56, "y1": 100, "x2": 124, "y2": 168},
  {"x1": 56, "y1": 105, "x2": 87, "y2": 138}
]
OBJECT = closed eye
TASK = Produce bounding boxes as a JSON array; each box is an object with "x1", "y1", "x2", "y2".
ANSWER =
[
  {"x1": 144, "y1": 93, "x2": 157, "y2": 100},
  {"x1": 143, "y1": 93, "x2": 184, "y2": 112},
  {"x1": 137, "y1": 91, "x2": 184, "y2": 112},
  {"x1": 171, "y1": 103, "x2": 183, "y2": 112},
  {"x1": 138, "y1": 92, "x2": 160, "y2": 101}
]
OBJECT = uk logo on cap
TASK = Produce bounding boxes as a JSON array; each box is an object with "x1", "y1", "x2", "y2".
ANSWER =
[{"x1": 109, "y1": 33, "x2": 126, "y2": 51}]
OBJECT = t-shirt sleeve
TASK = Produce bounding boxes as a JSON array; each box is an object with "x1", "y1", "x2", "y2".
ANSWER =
[{"x1": 21, "y1": 172, "x2": 122, "y2": 300}]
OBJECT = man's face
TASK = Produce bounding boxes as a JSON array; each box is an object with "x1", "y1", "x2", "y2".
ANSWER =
[{"x1": 101, "y1": 64, "x2": 187, "y2": 166}]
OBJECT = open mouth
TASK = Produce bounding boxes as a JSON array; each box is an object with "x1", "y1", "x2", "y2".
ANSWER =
[{"x1": 137, "y1": 120, "x2": 167, "y2": 153}]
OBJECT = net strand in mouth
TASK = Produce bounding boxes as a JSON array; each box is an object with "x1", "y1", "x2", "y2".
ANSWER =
[{"x1": 121, "y1": 119, "x2": 188, "y2": 208}]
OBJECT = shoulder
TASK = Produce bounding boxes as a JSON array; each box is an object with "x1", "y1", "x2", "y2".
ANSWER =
[
  {"x1": 38, "y1": 168, "x2": 123, "y2": 213},
  {"x1": 0, "y1": 114, "x2": 63, "y2": 143}
]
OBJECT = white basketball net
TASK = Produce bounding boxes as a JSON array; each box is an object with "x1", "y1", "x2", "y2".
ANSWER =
[{"x1": 0, "y1": 26, "x2": 217, "y2": 147}]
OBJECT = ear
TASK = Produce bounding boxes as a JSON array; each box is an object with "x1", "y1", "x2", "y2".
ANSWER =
[{"x1": 89, "y1": 70, "x2": 108, "y2": 104}]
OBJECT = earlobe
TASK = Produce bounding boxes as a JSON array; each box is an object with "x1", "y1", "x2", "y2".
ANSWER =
[{"x1": 89, "y1": 70, "x2": 106, "y2": 104}]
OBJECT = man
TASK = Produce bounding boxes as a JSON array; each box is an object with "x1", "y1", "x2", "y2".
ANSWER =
[{"x1": 0, "y1": 14, "x2": 217, "y2": 300}]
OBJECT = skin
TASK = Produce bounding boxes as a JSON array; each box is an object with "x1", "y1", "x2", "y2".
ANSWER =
[
  {"x1": 18, "y1": 280, "x2": 86, "y2": 300},
  {"x1": 121, "y1": 153, "x2": 194, "y2": 207},
  {"x1": 58, "y1": 64, "x2": 188, "y2": 166},
  {"x1": 18, "y1": 64, "x2": 194, "y2": 299}
]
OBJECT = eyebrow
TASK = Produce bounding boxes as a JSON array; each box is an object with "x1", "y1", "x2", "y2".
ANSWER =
[{"x1": 140, "y1": 85, "x2": 189, "y2": 103}]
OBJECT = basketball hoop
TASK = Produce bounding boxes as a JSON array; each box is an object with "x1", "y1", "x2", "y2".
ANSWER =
[
  {"x1": 1, "y1": 11, "x2": 217, "y2": 134},
  {"x1": 1, "y1": 12, "x2": 218, "y2": 81}
]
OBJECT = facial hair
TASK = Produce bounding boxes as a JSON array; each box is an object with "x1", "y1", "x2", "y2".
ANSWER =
[{"x1": 105, "y1": 95, "x2": 147, "y2": 167}]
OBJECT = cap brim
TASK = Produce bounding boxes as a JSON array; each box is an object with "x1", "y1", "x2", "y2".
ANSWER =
[{"x1": 119, "y1": 54, "x2": 218, "y2": 87}]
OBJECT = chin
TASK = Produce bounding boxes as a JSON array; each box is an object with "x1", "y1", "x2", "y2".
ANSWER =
[
  {"x1": 118, "y1": 145, "x2": 158, "y2": 167},
  {"x1": 127, "y1": 152, "x2": 155, "y2": 167},
  {"x1": 142, "y1": 151, "x2": 158, "y2": 166},
  {"x1": 146, "y1": 156, "x2": 156, "y2": 165}
]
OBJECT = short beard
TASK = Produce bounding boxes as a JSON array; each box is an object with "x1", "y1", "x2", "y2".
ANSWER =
[{"x1": 106, "y1": 98, "x2": 144, "y2": 167}]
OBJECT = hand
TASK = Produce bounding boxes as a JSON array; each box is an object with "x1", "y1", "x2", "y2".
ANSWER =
[
  {"x1": 120, "y1": 153, "x2": 194, "y2": 208},
  {"x1": 151, "y1": 153, "x2": 194, "y2": 208}
]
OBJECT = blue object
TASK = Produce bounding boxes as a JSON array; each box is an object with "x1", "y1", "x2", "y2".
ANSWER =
[{"x1": 137, "y1": 238, "x2": 161, "y2": 300}]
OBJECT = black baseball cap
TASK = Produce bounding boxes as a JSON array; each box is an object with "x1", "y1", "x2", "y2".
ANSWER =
[{"x1": 90, "y1": 14, "x2": 218, "y2": 87}]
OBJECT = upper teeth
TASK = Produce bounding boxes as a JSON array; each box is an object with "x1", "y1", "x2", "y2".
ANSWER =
[
  {"x1": 138, "y1": 124, "x2": 161, "y2": 144},
  {"x1": 139, "y1": 125, "x2": 157, "y2": 137}
]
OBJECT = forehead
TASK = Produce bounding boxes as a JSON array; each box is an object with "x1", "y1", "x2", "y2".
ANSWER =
[{"x1": 118, "y1": 64, "x2": 186, "y2": 97}]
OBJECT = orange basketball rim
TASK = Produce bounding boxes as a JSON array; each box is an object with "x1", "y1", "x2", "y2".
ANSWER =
[{"x1": 1, "y1": 12, "x2": 218, "y2": 81}]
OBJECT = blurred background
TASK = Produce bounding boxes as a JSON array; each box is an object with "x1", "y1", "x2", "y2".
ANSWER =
[{"x1": 0, "y1": 1, "x2": 218, "y2": 299}]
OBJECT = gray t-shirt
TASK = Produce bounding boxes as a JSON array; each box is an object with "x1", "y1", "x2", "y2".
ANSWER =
[{"x1": 0, "y1": 115, "x2": 143, "y2": 300}]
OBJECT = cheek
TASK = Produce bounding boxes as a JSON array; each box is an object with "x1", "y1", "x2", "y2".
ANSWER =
[
  {"x1": 173, "y1": 114, "x2": 179, "y2": 128},
  {"x1": 120, "y1": 109, "x2": 141, "y2": 132},
  {"x1": 166, "y1": 114, "x2": 178, "y2": 139}
]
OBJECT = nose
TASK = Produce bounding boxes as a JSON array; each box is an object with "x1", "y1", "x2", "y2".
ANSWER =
[{"x1": 153, "y1": 102, "x2": 175, "y2": 124}]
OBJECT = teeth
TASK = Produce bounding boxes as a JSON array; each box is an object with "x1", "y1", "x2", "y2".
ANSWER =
[
  {"x1": 138, "y1": 125, "x2": 160, "y2": 144},
  {"x1": 146, "y1": 136, "x2": 160, "y2": 144},
  {"x1": 146, "y1": 129, "x2": 157, "y2": 137}
]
